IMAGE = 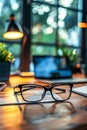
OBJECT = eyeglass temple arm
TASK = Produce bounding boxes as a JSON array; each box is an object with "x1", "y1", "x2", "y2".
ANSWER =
[
  {"x1": 14, "y1": 87, "x2": 66, "y2": 94},
  {"x1": 53, "y1": 83, "x2": 73, "y2": 92},
  {"x1": 55, "y1": 88, "x2": 66, "y2": 92},
  {"x1": 14, "y1": 84, "x2": 72, "y2": 94},
  {"x1": 14, "y1": 86, "x2": 36, "y2": 94}
]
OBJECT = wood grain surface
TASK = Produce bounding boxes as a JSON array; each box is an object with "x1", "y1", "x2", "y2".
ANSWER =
[{"x1": 0, "y1": 73, "x2": 87, "y2": 130}]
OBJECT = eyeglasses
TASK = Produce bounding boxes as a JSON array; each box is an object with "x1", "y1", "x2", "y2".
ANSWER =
[{"x1": 14, "y1": 83, "x2": 73, "y2": 103}]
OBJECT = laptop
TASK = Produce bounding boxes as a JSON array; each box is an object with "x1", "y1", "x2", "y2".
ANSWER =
[
  {"x1": 32, "y1": 55, "x2": 87, "y2": 87},
  {"x1": 33, "y1": 55, "x2": 72, "y2": 80}
]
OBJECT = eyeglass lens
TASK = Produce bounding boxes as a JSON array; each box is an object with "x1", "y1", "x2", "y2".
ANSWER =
[
  {"x1": 52, "y1": 85, "x2": 71, "y2": 101},
  {"x1": 21, "y1": 85, "x2": 45, "y2": 102}
]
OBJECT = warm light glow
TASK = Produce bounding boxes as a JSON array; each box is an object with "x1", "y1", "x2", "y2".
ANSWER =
[
  {"x1": 78, "y1": 22, "x2": 87, "y2": 28},
  {"x1": 3, "y1": 31, "x2": 24, "y2": 40},
  {"x1": 75, "y1": 63, "x2": 81, "y2": 69},
  {"x1": 3, "y1": 14, "x2": 24, "y2": 40}
]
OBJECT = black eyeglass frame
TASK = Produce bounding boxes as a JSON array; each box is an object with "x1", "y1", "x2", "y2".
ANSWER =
[{"x1": 14, "y1": 83, "x2": 73, "y2": 103}]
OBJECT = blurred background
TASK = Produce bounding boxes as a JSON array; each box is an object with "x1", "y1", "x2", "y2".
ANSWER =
[{"x1": 0, "y1": 0, "x2": 87, "y2": 74}]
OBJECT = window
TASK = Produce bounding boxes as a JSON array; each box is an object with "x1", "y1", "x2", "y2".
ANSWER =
[
  {"x1": 0, "y1": 0, "x2": 86, "y2": 72},
  {"x1": 31, "y1": 0, "x2": 82, "y2": 59}
]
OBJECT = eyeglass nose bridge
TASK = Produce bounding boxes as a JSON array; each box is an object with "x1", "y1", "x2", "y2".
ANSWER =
[
  {"x1": 45, "y1": 86, "x2": 52, "y2": 91},
  {"x1": 44, "y1": 87, "x2": 52, "y2": 96}
]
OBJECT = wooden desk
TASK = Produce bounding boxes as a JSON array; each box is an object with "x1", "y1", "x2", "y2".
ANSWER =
[{"x1": 0, "y1": 73, "x2": 87, "y2": 130}]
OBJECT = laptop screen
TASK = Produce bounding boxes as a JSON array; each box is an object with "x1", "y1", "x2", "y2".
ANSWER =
[{"x1": 33, "y1": 56, "x2": 72, "y2": 79}]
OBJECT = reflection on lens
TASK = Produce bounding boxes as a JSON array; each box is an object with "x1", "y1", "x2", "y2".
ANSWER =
[
  {"x1": 22, "y1": 85, "x2": 45, "y2": 102},
  {"x1": 52, "y1": 85, "x2": 70, "y2": 101}
]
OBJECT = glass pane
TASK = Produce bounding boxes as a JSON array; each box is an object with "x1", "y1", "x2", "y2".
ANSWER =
[
  {"x1": 57, "y1": 8, "x2": 81, "y2": 47},
  {"x1": 0, "y1": 0, "x2": 23, "y2": 72},
  {"x1": 33, "y1": 0, "x2": 57, "y2": 4},
  {"x1": 6, "y1": 43, "x2": 21, "y2": 72},
  {"x1": 59, "y1": 0, "x2": 81, "y2": 9},
  {"x1": 31, "y1": 45, "x2": 57, "y2": 55},
  {"x1": 31, "y1": 3, "x2": 57, "y2": 44}
]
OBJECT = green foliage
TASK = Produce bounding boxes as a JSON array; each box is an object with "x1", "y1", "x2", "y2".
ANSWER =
[
  {"x1": 57, "y1": 47, "x2": 80, "y2": 66},
  {"x1": 0, "y1": 43, "x2": 15, "y2": 63}
]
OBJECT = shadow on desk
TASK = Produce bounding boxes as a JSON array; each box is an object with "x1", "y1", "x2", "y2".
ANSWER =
[{"x1": 15, "y1": 101, "x2": 87, "y2": 130}]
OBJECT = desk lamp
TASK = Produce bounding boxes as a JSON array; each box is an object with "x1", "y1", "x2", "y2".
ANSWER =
[
  {"x1": 3, "y1": 14, "x2": 24, "y2": 40},
  {"x1": 2, "y1": 14, "x2": 30, "y2": 72}
]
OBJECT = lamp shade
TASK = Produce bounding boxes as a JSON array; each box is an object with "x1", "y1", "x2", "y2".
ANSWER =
[{"x1": 3, "y1": 14, "x2": 24, "y2": 40}]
